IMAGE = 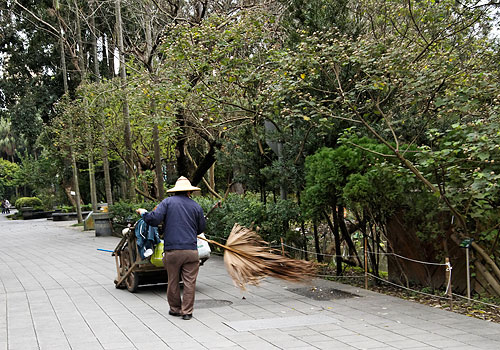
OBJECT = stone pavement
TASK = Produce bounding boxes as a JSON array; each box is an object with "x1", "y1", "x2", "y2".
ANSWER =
[{"x1": 1, "y1": 213, "x2": 500, "y2": 350}]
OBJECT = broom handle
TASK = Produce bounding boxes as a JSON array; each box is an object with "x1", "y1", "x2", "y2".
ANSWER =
[{"x1": 197, "y1": 235, "x2": 255, "y2": 259}]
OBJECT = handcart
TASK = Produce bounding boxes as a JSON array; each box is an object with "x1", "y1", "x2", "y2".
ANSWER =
[{"x1": 113, "y1": 224, "x2": 211, "y2": 293}]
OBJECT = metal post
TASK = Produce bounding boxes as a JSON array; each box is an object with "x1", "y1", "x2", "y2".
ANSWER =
[
  {"x1": 364, "y1": 236, "x2": 368, "y2": 289},
  {"x1": 466, "y1": 246, "x2": 471, "y2": 301}
]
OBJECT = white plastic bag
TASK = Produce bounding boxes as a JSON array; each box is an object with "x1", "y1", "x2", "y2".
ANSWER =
[{"x1": 197, "y1": 233, "x2": 211, "y2": 259}]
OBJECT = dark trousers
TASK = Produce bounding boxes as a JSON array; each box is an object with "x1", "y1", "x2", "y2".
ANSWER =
[{"x1": 163, "y1": 250, "x2": 199, "y2": 315}]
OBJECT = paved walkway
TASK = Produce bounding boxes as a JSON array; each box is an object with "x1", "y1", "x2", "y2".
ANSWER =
[{"x1": 1, "y1": 213, "x2": 500, "y2": 350}]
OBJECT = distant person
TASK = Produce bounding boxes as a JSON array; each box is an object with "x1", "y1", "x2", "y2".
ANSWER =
[
  {"x1": 4, "y1": 199, "x2": 10, "y2": 214},
  {"x1": 1, "y1": 199, "x2": 5, "y2": 214},
  {"x1": 136, "y1": 176, "x2": 206, "y2": 320}
]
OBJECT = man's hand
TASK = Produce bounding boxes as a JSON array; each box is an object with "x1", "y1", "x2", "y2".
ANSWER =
[{"x1": 136, "y1": 208, "x2": 147, "y2": 216}]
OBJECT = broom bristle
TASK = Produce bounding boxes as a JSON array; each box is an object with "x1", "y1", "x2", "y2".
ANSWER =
[{"x1": 224, "y1": 223, "x2": 318, "y2": 290}]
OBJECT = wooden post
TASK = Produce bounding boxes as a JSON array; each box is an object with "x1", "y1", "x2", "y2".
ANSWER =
[
  {"x1": 280, "y1": 237, "x2": 285, "y2": 256},
  {"x1": 445, "y1": 257, "x2": 453, "y2": 310},
  {"x1": 364, "y1": 236, "x2": 368, "y2": 289}
]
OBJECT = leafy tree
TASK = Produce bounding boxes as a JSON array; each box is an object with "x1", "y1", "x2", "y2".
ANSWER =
[
  {"x1": 0, "y1": 158, "x2": 19, "y2": 199},
  {"x1": 272, "y1": 0, "x2": 500, "y2": 292}
]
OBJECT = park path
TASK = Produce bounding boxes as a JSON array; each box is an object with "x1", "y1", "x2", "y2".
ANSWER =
[{"x1": 1, "y1": 212, "x2": 500, "y2": 350}]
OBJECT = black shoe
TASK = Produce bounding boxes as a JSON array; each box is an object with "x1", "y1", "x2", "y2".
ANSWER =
[
  {"x1": 182, "y1": 314, "x2": 192, "y2": 320},
  {"x1": 169, "y1": 310, "x2": 181, "y2": 317}
]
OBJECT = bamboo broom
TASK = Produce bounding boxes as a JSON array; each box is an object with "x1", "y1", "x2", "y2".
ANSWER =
[{"x1": 198, "y1": 223, "x2": 317, "y2": 290}]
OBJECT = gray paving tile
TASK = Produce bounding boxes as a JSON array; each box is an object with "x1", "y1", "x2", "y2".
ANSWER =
[
  {"x1": 311, "y1": 340, "x2": 358, "y2": 349},
  {"x1": 1, "y1": 216, "x2": 500, "y2": 350},
  {"x1": 383, "y1": 339, "x2": 431, "y2": 348},
  {"x1": 238, "y1": 340, "x2": 280, "y2": 349}
]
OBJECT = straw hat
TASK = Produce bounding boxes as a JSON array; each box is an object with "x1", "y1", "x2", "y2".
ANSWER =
[{"x1": 167, "y1": 176, "x2": 201, "y2": 193}]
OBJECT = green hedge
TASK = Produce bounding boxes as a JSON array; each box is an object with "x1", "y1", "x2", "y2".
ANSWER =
[
  {"x1": 109, "y1": 201, "x2": 157, "y2": 225},
  {"x1": 109, "y1": 194, "x2": 301, "y2": 247},
  {"x1": 195, "y1": 193, "x2": 300, "y2": 244},
  {"x1": 15, "y1": 197, "x2": 43, "y2": 209}
]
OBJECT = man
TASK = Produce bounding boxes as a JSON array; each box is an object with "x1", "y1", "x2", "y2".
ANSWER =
[{"x1": 136, "y1": 176, "x2": 205, "y2": 320}]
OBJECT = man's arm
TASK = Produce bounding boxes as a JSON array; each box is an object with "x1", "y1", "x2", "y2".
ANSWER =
[
  {"x1": 139, "y1": 200, "x2": 168, "y2": 227},
  {"x1": 197, "y1": 207, "x2": 206, "y2": 234}
]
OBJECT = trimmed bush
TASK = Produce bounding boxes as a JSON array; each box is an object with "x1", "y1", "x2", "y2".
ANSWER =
[{"x1": 15, "y1": 197, "x2": 43, "y2": 210}]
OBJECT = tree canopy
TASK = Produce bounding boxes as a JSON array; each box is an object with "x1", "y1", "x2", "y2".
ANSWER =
[{"x1": 1, "y1": 0, "x2": 500, "y2": 297}]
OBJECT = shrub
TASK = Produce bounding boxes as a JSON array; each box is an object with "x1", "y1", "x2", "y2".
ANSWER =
[
  {"x1": 195, "y1": 193, "x2": 300, "y2": 244},
  {"x1": 108, "y1": 195, "x2": 302, "y2": 248},
  {"x1": 15, "y1": 197, "x2": 43, "y2": 210},
  {"x1": 109, "y1": 200, "x2": 157, "y2": 225},
  {"x1": 60, "y1": 205, "x2": 73, "y2": 213},
  {"x1": 36, "y1": 193, "x2": 57, "y2": 211},
  {"x1": 81, "y1": 204, "x2": 92, "y2": 211}
]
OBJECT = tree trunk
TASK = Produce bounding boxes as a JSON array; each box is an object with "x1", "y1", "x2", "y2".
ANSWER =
[
  {"x1": 323, "y1": 209, "x2": 342, "y2": 276},
  {"x1": 313, "y1": 220, "x2": 323, "y2": 263},
  {"x1": 115, "y1": 0, "x2": 135, "y2": 201},
  {"x1": 90, "y1": 0, "x2": 100, "y2": 81},
  {"x1": 73, "y1": 0, "x2": 85, "y2": 78},
  {"x1": 101, "y1": 133, "x2": 113, "y2": 205},
  {"x1": 191, "y1": 141, "x2": 218, "y2": 186},
  {"x1": 59, "y1": 16, "x2": 82, "y2": 223},
  {"x1": 338, "y1": 204, "x2": 362, "y2": 266},
  {"x1": 152, "y1": 122, "x2": 164, "y2": 199},
  {"x1": 472, "y1": 241, "x2": 500, "y2": 283},
  {"x1": 88, "y1": 138, "x2": 98, "y2": 212},
  {"x1": 175, "y1": 111, "x2": 189, "y2": 178},
  {"x1": 474, "y1": 259, "x2": 500, "y2": 296},
  {"x1": 144, "y1": 10, "x2": 164, "y2": 200},
  {"x1": 209, "y1": 163, "x2": 215, "y2": 191},
  {"x1": 74, "y1": 0, "x2": 97, "y2": 216}
]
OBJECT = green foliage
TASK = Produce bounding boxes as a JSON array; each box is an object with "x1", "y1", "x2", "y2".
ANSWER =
[
  {"x1": 15, "y1": 197, "x2": 43, "y2": 210},
  {"x1": 280, "y1": 0, "x2": 358, "y2": 44},
  {"x1": 417, "y1": 118, "x2": 500, "y2": 244},
  {"x1": 303, "y1": 142, "x2": 371, "y2": 216},
  {"x1": 37, "y1": 193, "x2": 59, "y2": 211},
  {"x1": 14, "y1": 154, "x2": 62, "y2": 199},
  {"x1": 59, "y1": 205, "x2": 74, "y2": 213},
  {"x1": 195, "y1": 193, "x2": 301, "y2": 243},
  {"x1": 0, "y1": 158, "x2": 19, "y2": 199},
  {"x1": 109, "y1": 200, "x2": 157, "y2": 225}
]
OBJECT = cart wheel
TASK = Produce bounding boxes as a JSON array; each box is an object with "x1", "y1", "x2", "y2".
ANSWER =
[
  {"x1": 114, "y1": 251, "x2": 127, "y2": 289},
  {"x1": 115, "y1": 257, "x2": 126, "y2": 289},
  {"x1": 126, "y1": 272, "x2": 139, "y2": 293},
  {"x1": 122, "y1": 249, "x2": 139, "y2": 292}
]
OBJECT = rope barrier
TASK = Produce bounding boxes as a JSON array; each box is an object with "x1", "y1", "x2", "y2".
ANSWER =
[
  {"x1": 314, "y1": 273, "x2": 367, "y2": 279},
  {"x1": 368, "y1": 251, "x2": 448, "y2": 266},
  {"x1": 451, "y1": 293, "x2": 500, "y2": 309},
  {"x1": 366, "y1": 273, "x2": 454, "y2": 301},
  {"x1": 313, "y1": 271, "x2": 499, "y2": 309},
  {"x1": 278, "y1": 243, "x2": 447, "y2": 266},
  {"x1": 205, "y1": 233, "x2": 498, "y2": 310}
]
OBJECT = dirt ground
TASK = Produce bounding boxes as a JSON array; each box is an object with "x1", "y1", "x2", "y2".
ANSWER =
[
  {"x1": 316, "y1": 268, "x2": 500, "y2": 323},
  {"x1": 320, "y1": 270, "x2": 500, "y2": 324},
  {"x1": 367, "y1": 283, "x2": 500, "y2": 323}
]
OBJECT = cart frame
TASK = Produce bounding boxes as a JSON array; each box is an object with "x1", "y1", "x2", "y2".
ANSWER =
[
  {"x1": 113, "y1": 226, "x2": 167, "y2": 292},
  {"x1": 112, "y1": 226, "x2": 209, "y2": 292}
]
